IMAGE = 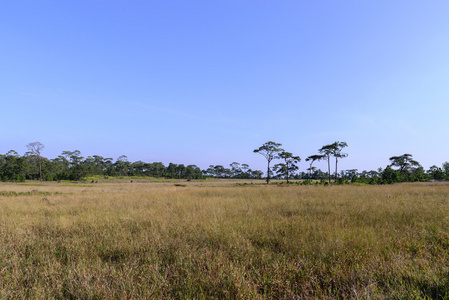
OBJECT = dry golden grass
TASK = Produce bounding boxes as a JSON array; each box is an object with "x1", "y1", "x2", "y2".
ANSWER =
[{"x1": 0, "y1": 181, "x2": 448, "y2": 299}]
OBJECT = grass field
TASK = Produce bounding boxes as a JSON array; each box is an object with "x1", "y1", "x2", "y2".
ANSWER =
[{"x1": 0, "y1": 179, "x2": 448, "y2": 299}]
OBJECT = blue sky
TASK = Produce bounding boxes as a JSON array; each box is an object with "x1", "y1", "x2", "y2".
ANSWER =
[{"x1": 1, "y1": 1, "x2": 449, "y2": 173}]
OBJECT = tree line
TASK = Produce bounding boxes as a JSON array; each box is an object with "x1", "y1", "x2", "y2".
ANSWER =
[
  {"x1": 254, "y1": 141, "x2": 449, "y2": 185},
  {"x1": 0, "y1": 142, "x2": 265, "y2": 182},
  {"x1": 0, "y1": 141, "x2": 448, "y2": 184}
]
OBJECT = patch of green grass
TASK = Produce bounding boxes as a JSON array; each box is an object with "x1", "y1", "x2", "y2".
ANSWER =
[
  {"x1": 16, "y1": 182, "x2": 47, "y2": 186},
  {"x1": 350, "y1": 182, "x2": 371, "y2": 186},
  {"x1": 58, "y1": 184, "x2": 97, "y2": 187},
  {"x1": 84, "y1": 175, "x2": 157, "y2": 180}
]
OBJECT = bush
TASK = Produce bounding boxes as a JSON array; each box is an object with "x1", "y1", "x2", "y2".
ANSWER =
[
  {"x1": 12, "y1": 174, "x2": 25, "y2": 182},
  {"x1": 301, "y1": 179, "x2": 312, "y2": 185},
  {"x1": 336, "y1": 178, "x2": 349, "y2": 185}
]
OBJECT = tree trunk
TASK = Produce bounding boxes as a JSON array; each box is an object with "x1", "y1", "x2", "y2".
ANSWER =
[
  {"x1": 327, "y1": 155, "x2": 331, "y2": 184},
  {"x1": 335, "y1": 157, "x2": 338, "y2": 181},
  {"x1": 266, "y1": 160, "x2": 270, "y2": 184},
  {"x1": 38, "y1": 155, "x2": 42, "y2": 181}
]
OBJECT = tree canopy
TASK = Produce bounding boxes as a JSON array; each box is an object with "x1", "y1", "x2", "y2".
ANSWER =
[
  {"x1": 0, "y1": 142, "x2": 447, "y2": 185},
  {"x1": 254, "y1": 141, "x2": 283, "y2": 184}
]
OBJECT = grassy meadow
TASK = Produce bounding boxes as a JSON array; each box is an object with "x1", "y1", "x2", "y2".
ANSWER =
[{"x1": 0, "y1": 179, "x2": 448, "y2": 299}]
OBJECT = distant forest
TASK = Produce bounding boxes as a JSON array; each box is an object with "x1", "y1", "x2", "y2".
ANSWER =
[{"x1": 0, "y1": 141, "x2": 448, "y2": 184}]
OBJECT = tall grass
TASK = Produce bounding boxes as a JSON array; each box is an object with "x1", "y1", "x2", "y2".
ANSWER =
[{"x1": 0, "y1": 182, "x2": 448, "y2": 298}]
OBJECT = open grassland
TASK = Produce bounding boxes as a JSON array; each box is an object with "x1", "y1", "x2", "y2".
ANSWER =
[{"x1": 0, "y1": 181, "x2": 448, "y2": 299}]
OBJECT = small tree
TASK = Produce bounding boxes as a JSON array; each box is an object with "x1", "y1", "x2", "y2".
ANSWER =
[
  {"x1": 206, "y1": 165, "x2": 215, "y2": 177},
  {"x1": 318, "y1": 143, "x2": 338, "y2": 184},
  {"x1": 167, "y1": 163, "x2": 178, "y2": 178},
  {"x1": 241, "y1": 164, "x2": 250, "y2": 179},
  {"x1": 177, "y1": 164, "x2": 186, "y2": 178},
  {"x1": 345, "y1": 169, "x2": 358, "y2": 181},
  {"x1": 26, "y1": 142, "x2": 45, "y2": 181},
  {"x1": 185, "y1": 165, "x2": 196, "y2": 179},
  {"x1": 305, "y1": 155, "x2": 325, "y2": 178},
  {"x1": 333, "y1": 141, "x2": 348, "y2": 180},
  {"x1": 213, "y1": 165, "x2": 225, "y2": 178},
  {"x1": 254, "y1": 141, "x2": 283, "y2": 184},
  {"x1": 115, "y1": 155, "x2": 129, "y2": 176},
  {"x1": 389, "y1": 154, "x2": 420, "y2": 174},
  {"x1": 443, "y1": 162, "x2": 449, "y2": 179},
  {"x1": 274, "y1": 151, "x2": 301, "y2": 183},
  {"x1": 428, "y1": 165, "x2": 445, "y2": 180},
  {"x1": 230, "y1": 162, "x2": 241, "y2": 178},
  {"x1": 381, "y1": 165, "x2": 399, "y2": 184}
]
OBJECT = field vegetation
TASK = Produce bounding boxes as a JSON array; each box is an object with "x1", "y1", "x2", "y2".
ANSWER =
[
  {"x1": 0, "y1": 180, "x2": 448, "y2": 299},
  {"x1": 3, "y1": 143, "x2": 449, "y2": 185}
]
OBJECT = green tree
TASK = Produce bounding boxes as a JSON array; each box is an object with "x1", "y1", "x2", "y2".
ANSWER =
[
  {"x1": 230, "y1": 162, "x2": 241, "y2": 178},
  {"x1": 274, "y1": 151, "x2": 301, "y2": 183},
  {"x1": 92, "y1": 155, "x2": 106, "y2": 175},
  {"x1": 52, "y1": 155, "x2": 70, "y2": 180},
  {"x1": 381, "y1": 165, "x2": 399, "y2": 184},
  {"x1": 130, "y1": 160, "x2": 145, "y2": 176},
  {"x1": 241, "y1": 164, "x2": 250, "y2": 179},
  {"x1": 345, "y1": 169, "x2": 358, "y2": 181},
  {"x1": 1, "y1": 150, "x2": 26, "y2": 181},
  {"x1": 69, "y1": 164, "x2": 88, "y2": 181},
  {"x1": 115, "y1": 155, "x2": 129, "y2": 176},
  {"x1": 333, "y1": 141, "x2": 348, "y2": 180},
  {"x1": 251, "y1": 170, "x2": 263, "y2": 179},
  {"x1": 318, "y1": 143, "x2": 338, "y2": 184},
  {"x1": 149, "y1": 162, "x2": 166, "y2": 177},
  {"x1": 184, "y1": 165, "x2": 201, "y2": 179},
  {"x1": 389, "y1": 154, "x2": 420, "y2": 175},
  {"x1": 305, "y1": 154, "x2": 325, "y2": 178},
  {"x1": 26, "y1": 142, "x2": 45, "y2": 181},
  {"x1": 442, "y1": 162, "x2": 449, "y2": 179},
  {"x1": 428, "y1": 165, "x2": 445, "y2": 180},
  {"x1": 254, "y1": 141, "x2": 283, "y2": 184},
  {"x1": 185, "y1": 165, "x2": 196, "y2": 179},
  {"x1": 62, "y1": 150, "x2": 84, "y2": 167},
  {"x1": 213, "y1": 165, "x2": 226, "y2": 178},
  {"x1": 177, "y1": 164, "x2": 186, "y2": 178},
  {"x1": 206, "y1": 165, "x2": 215, "y2": 177},
  {"x1": 64, "y1": 150, "x2": 86, "y2": 180},
  {"x1": 167, "y1": 163, "x2": 177, "y2": 178}
]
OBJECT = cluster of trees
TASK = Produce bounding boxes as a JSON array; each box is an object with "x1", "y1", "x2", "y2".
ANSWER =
[
  {"x1": 0, "y1": 142, "x2": 265, "y2": 182},
  {"x1": 348, "y1": 154, "x2": 449, "y2": 184},
  {"x1": 1, "y1": 141, "x2": 448, "y2": 184},
  {"x1": 254, "y1": 141, "x2": 348, "y2": 184},
  {"x1": 254, "y1": 141, "x2": 449, "y2": 185},
  {"x1": 204, "y1": 163, "x2": 264, "y2": 179},
  {"x1": 253, "y1": 141, "x2": 301, "y2": 184}
]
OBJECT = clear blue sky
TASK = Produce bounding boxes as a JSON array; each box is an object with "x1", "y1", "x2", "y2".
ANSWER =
[{"x1": 1, "y1": 1, "x2": 449, "y2": 173}]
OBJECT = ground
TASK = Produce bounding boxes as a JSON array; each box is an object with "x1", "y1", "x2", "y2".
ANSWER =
[{"x1": 1, "y1": 179, "x2": 448, "y2": 299}]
